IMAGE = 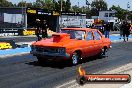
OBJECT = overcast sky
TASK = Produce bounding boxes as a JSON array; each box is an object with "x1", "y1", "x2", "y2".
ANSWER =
[{"x1": 8, "y1": 0, "x2": 132, "y2": 10}]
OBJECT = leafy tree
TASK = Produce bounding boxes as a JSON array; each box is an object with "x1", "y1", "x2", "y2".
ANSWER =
[
  {"x1": 53, "y1": 0, "x2": 66, "y2": 12},
  {"x1": 109, "y1": 5, "x2": 127, "y2": 20},
  {"x1": 82, "y1": 6, "x2": 91, "y2": 18},
  {"x1": 129, "y1": 12, "x2": 132, "y2": 21},
  {"x1": 17, "y1": 1, "x2": 33, "y2": 7},
  {"x1": 17, "y1": 1, "x2": 26, "y2": 7},
  {"x1": 65, "y1": 0, "x2": 71, "y2": 12},
  {"x1": 32, "y1": 0, "x2": 54, "y2": 10},
  {"x1": 71, "y1": 5, "x2": 81, "y2": 12},
  {"x1": 0, "y1": 0, "x2": 14, "y2": 7},
  {"x1": 91, "y1": 0, "x2": 107, "y2": 16},
  {"x1": 33, "y1": 0, "x2": 44, "y2": 8},
  {"x1": 26, "y1": 3, "x2": 33, "y2": 7},
  {"x1": 58, "y1": 0, "x2": 66, "y2": 12},
  {"x1": 127, "y1": 13, "x2": 132, "y2": 20},
  {"x1": 13, "y1": 4, "x2": 17, "y2": 7},
  {"x1": 54, "y1": 1, "x2": 59, "y2": 11},
  {"x1": 43, "y1": 0, "x2": 54, "y2": 10}
]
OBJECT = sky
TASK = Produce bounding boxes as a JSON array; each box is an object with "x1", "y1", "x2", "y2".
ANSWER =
[{"x1": 8, "y1": 0, "x2": 132, "y2": 10}]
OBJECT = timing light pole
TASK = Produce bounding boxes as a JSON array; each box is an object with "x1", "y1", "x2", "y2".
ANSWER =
[
  {"x1": 60, "y1": 0, "x2": 63, "y2": 28},
  {"x1": 127, "y1": 2, "x2": 130, "y2": 10},
  {"x1": 21, "y1": 0, "x2": 27, "y2": 29},
  {"x1": 61, "y1": 0, "x2": 62, "y2": 12},
  {"x1": 126, "y1": 2, "x2": 130, "y2": 20},
  {"x1": 22, "y1": 0, "x2": 23, "y2": 26},
  {"x1": 86, "y1": 0, "x2": 90, "y2": 9}
]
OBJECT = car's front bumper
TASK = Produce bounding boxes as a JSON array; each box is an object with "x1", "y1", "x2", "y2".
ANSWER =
[{"x1": 30, "y1": 50, "x2": 70, "y2": 60}]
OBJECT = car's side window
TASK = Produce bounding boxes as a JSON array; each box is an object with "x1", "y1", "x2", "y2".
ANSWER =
[
  {"x1": 94, "y1": 31, "x2": 102, "y2": 40},
  {"x1": 86, "y1": 31, "x2": 93, "y2": 41}
]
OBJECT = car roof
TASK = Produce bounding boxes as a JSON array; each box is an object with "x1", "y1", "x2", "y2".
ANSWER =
[{"x1": 61, "y1": 28, "x2": 97, "y2": 31}]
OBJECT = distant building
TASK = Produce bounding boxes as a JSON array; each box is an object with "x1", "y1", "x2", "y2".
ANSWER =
[
  {"x1": 92, "y1": 10, "x2": 118, "y2": 23},
  {"x1": 98, "y1": 10, "x2": 118, "y2": 23},
  {"x1": 91, "y1": 10, "x2": 119, "y2": 30}
]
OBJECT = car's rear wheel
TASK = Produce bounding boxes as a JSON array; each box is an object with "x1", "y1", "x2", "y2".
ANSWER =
[
  {"x1": 98, "y1": 47, "x2": 107, "y2": 58},
  {"x1": 71, "y1": 52, "x2": 80, "y2": 65}
]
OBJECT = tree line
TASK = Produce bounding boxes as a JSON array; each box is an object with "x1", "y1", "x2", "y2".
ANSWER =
[{"x1": 0, "y1": 0, "x2": 132, "y2": 20}]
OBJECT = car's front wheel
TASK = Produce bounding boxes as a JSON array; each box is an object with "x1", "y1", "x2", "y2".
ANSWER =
[{"x1": 71, "y1": 52, "x2": 80, "y2": 65}]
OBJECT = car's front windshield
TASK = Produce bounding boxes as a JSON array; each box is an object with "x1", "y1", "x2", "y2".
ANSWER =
[{"x1": 61, "y1": 29, "x2": 85, "y2": 40}]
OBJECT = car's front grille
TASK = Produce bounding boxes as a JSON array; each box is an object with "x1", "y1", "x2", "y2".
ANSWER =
[
  {"x1": 36, "y1": 47, "x2": 59, "y2": 53},
  {"x1": 36, "y1": 47, "x2": 43, "y2": 52}
]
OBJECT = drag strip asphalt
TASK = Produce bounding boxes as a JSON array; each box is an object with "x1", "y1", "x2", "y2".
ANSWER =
[{"x1": 0, "y1": 42, "x2": 132, "y2": 88}]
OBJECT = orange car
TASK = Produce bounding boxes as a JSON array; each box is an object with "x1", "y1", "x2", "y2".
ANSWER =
[{"x1": 30, "y1": 28, "x2": 111, "y2": 65}]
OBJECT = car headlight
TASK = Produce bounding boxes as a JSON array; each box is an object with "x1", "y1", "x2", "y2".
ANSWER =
[{"x1": 58, "y1": 48, "x2": 65, "y2": 54}]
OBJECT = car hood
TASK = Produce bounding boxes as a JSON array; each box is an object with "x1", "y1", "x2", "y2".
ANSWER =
[{"x1": 32, "y1": 33, "x2": 79, "y2": 48}]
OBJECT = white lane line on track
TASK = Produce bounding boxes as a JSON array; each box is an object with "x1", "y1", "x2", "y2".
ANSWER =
[
  {"x1": 120, "y1": 81, "x2": 132, "y2": 88},
  {"x1": 55, "y1": 80, "x2": 76, "y2": 88},
  {"x1": 67, "y1": 83, "x2": 79, "y2": 88}
]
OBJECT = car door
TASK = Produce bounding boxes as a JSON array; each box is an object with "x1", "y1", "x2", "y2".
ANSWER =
[
  {"x1": 93, "y1": 31, "x2": 103, "y2": 55},
  {"x1": 84, "y1": 31, "x2": 95, "y2": 57}
]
